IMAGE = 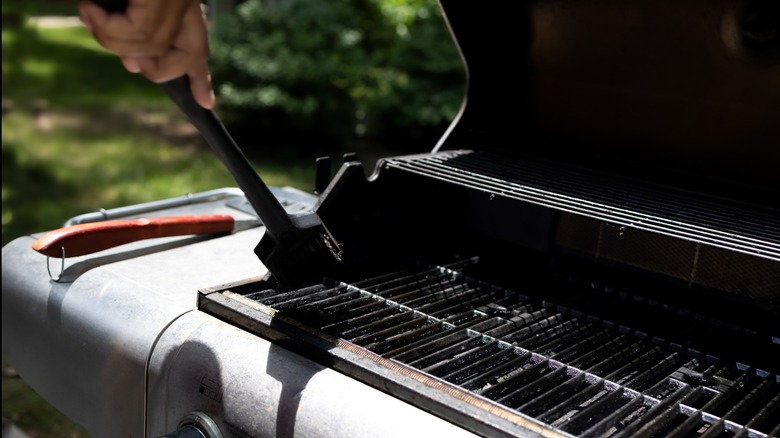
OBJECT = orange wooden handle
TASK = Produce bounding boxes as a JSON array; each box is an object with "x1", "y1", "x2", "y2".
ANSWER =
[{"x1": 31, "y1": 214, "x2": 235, "y2": 258}]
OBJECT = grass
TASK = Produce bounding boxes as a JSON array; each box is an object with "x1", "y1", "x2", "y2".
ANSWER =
[
  {"x1": 1, "y1": 18, "x2": 320, "y2": 438},
  {"x1": 2, "y1": 361, "x2": 90, "y2": 438}
]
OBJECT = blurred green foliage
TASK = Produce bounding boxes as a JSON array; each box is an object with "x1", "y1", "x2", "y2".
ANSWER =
[
  {"x1": 2, "y1": 0, "x2": 76, "y2": 17},
  {"x1": 1, "y1": 23, "x2": 164, "y2": 107},
  {"x1": 209, "y1": 0, "x2": 465, "y2": 155}
]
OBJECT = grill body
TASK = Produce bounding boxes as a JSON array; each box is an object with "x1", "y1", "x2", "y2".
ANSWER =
[
  {"x1": 199, "y1": 149, "x2": 779, "y2": 437},
  {"x1": 1, "y1": 190, "x2": 483, "y2": 437},
  {"x1": 191, "y1": 1, "x2": 780, "y2": 434},
  {"x1": 2, "y1": 0, "x2": 779, "y2": 437}
]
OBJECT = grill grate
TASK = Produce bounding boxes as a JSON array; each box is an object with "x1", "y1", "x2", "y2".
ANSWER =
[
  {"x1": 238, "y1": 257, "x2": 779, "y2": 438},
  {"x1": 384, "y1": 150, "x2": 780, "y2": 262}
]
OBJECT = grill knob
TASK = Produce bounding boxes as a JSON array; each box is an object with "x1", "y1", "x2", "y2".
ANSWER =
[
  {"x1": 159, "y1": 411, "x2": 223, "y2": 438},
  {"x1": 159, "y1": 425, "x2": 207, "y2": 438}
]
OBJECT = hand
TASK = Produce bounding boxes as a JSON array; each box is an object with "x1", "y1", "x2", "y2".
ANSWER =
[{"x1": 79, "y1": 0, "x2": 215, "y2": 109}]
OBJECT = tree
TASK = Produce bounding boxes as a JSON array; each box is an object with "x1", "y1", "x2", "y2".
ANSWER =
[{"x1": 209, "y1": 0, "x2": 464, "y2": 156}]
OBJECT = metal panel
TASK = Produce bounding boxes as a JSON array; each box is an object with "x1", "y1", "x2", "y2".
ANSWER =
[{"x1": 146, "y1": 311, "x2": 482, "y2": 437}]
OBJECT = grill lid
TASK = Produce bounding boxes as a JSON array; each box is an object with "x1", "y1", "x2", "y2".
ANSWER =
[{"x1": 435, "y1": 0, "x2": 780, "y2": 206}]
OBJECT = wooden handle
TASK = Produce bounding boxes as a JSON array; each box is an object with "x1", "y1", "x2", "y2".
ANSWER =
[{"x1": 32, "y1": 214, "x2": 235, "y2": 258}]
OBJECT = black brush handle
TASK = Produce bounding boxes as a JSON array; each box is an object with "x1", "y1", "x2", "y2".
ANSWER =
[
  {"x1": 160, "y1": 76, "x2": 296, "y2": 240},
  {"x1": 90, "y1": 0, "x2": 127, "y2": 13}
]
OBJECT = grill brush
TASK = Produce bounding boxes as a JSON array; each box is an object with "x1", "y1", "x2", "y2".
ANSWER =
[
  {"x1": 160, "y1": 76, "x2": 343, "y2": 288},
  {"x1": 88, "y1": 1, "x2": 344, "y2": 288}
]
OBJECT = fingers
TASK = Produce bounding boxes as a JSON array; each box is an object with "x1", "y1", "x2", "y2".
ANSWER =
[
  {"x1": 79, "y1": 0, "x2": 192, "y2": 58},
  {"x1": 78, "y1": 1, "x2": 105, "y2": 37},
  {"x1": 81, "y1": 0, "x2": 215, "y2": 109},
  {"x1": 123, "y1": 2, "x2": 215, "y2": 108},
  {"x1": 129, "y1": 56, "x2": 214, "y2": 109},
  {"x1": 188, "y1": 67, "x2": 216, "y2": 110},
  {"x1": 121, "y1": 57, "x2": 141, "y2": 73},
  {"x1": 131, "y1": 51, "x2": 193, "y2": 83}
]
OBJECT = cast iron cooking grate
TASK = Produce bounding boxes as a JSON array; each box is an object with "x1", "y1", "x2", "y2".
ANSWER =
[{"x1": 240, "y1": 257, "x2": 779, "y2": 438}]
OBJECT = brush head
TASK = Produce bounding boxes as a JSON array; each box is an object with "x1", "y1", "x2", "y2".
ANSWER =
[{"x1": 254, "y1": 212, "x2": 343, "y2": 288}]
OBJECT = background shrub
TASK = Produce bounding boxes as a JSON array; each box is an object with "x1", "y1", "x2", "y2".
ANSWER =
[{"x1": 209, "y1": 0, "x2": 465, "y2": 157}]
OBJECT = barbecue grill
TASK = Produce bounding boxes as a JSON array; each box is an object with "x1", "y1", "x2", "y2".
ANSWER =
[{"x1": 2, "y1": 0, "x2": 779, "y2": 437}]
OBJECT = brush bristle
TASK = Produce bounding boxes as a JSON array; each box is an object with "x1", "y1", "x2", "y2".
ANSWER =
[{"x1": 255, "y1": 227, "x2": 344, "y2": 288}]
